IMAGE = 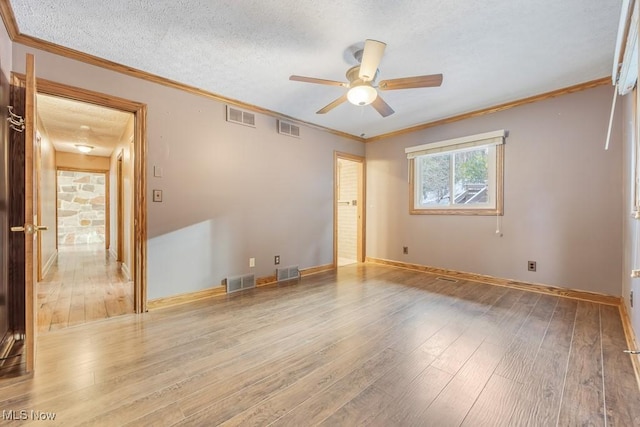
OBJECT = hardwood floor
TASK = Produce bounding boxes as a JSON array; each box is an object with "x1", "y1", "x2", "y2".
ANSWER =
[
  {"x1": 1, "y1": 263, "x2": 639, "y2": 426},
  {"x1": 37, "y1": 244, "x2": 134, "y2": 332}
]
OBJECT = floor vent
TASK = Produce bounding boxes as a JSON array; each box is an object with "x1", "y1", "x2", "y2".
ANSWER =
[
  {"x1": 226, "y1": 105, "x2": 256, "y2": 127},
  {"x1": 278, "y1": 120, "x2": 300, "y2": 137},
  {"x1": 277, "y1": 265, "x2": 300, "y2": 282},
  {"x1": 436, "y1": 276, "x2": 458, "y2": 283},
  {"x1": 226, "y1": 273, "x2": 256, "y2": 293}
]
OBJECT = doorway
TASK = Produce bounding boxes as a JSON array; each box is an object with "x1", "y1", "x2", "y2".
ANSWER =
[
  {"x1": 10, "y1": 73, "x2": 147, "y2": 332},
  {"x1": 36, "y1": 166, "x2": 133, "y2": 332},
  {"x1": 38, "y1": 100, "x2": 135, "y2": 331},
  {"x1": 334, "y1": 152, "x2": 365, "y2": 266}
]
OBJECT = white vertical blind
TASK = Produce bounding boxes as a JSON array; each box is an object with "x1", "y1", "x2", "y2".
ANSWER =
[
  {"x1": 607, "y1": 0, "x2": 637, "y2": 150},
  {"x1": 615, "y1": 0, "x2": 638, "y2": 95}
]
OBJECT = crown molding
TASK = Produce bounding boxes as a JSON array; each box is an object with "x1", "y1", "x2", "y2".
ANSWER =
[
  {"x1": 0, "y1": 1, "x2": 610, "y2": 145},
  {"x1": 365, "y1": 77, "x2": 611, "y2": 142},
  {"x1": 0, "y1": 0, "x2": 18, "y2": 40},
  {"x1": 0, "y1": 1, "x2": 364, "y2": 143}
]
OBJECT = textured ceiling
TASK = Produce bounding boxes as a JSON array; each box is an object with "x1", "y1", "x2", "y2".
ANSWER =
[
  {"x1": 37, "y1": 94, "x2": 132, "y2": 157},
  {"x1": 11, "y1": 0, "x2": 621, "y2": 138}
]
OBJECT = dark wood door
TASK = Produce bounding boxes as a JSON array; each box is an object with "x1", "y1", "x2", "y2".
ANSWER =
[{"x1": 8, "y1": 53, "x2": 38, "y2": 372}]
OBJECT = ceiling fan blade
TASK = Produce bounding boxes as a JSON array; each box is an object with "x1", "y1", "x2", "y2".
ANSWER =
[
  {"x1": 290, "y1": 75, "x2": 347, "y2": 87},
  {"x1": 371, "y1": 95, "x2": 394, "y2": 117},
  {"x1": 359, "y1": 39, "x2": 386, "y2": 82},
  {"x1": 378, "y1": 73, "x2": 443, "y2": 90},
  {"x1": 317, "y1": 93, "x2": 348, "y2": 114}
]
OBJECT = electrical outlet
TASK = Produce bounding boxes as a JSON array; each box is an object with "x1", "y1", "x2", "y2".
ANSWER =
[
  {"x1": 152, "y1": 189, "x2": 162, "y2": 202},
  {"x1": 274, "y1": 255, "x2": 280, "y2": 265},
  {"x1": 403, "y1": 246, "x2": 408, "y2": 254},
  {"x1": 249, "y1": 258, "x2": 255, "y2": 268},
  {"x1": 528, "y1": 261, "x2": 537, "y2": 272}
]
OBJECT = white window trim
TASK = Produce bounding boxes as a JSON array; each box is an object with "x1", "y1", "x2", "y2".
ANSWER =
[{"x1": 407, "y1": 130, "x2": 506, "y2": 216}]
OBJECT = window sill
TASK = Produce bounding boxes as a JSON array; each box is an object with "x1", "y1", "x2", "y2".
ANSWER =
[{"x1": 410, "y1": 207, "x2": 503, "y2": 216}]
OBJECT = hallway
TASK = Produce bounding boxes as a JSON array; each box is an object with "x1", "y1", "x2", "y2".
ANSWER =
[{"x1": 37, "y1": 244, "x2": 133, "y2": 332}]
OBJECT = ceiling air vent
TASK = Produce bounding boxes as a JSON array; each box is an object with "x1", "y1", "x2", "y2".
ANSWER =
[
  {"x1": 226, "y1": 105, "x2": 256, "y2": 127},
  {"x1": 278, "y1": 120, "x2": 300, "y2": 138}
]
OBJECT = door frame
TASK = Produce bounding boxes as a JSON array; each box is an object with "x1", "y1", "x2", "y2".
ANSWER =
[
  {"x1": 116, "y1": 151, "x2": 124, "y2": 262},
  {"x1": 13, "y1": 73, "x2": 149, "y2": 314},
  {"x1": 35, "y1": 132, "x2": 42, "y2": 282},
  {"x1": 333, "y1": 152, "x2": 366, "y2": 266}
]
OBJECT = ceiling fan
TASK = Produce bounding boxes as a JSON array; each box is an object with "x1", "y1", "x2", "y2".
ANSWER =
[{"x1": 289, "y1": 39, "x2": 443, "y2": 117}]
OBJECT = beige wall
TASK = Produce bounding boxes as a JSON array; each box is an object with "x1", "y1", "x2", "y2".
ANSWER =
[
  {"x1": 109, "y1": 115, "x2": 134, "y2": 278},
  {"x1": 9, "y1": 44, "x2": 624, "y2": 301},
  {"x1": 12, "y1": 43, "x2": 365, "y2": 300},
  {"x1": 56, "y1": 151, "x2": 110, "y2": 171},
  {"x1": 366, "y1": 85, "x2": 622, "y2": 295}
]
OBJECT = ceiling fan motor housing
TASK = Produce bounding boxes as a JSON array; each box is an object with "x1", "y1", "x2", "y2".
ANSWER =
[{"x1": 346, "y1": 65, "x2": 378, "y2": 85}]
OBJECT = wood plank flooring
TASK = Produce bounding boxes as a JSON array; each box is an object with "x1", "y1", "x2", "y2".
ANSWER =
[
  {"x1": 37, "y1": 244, "x2": 134, "y2": 332},
  {"x1": 0, "y1": 263, "x2": 639, "y2": 426}
]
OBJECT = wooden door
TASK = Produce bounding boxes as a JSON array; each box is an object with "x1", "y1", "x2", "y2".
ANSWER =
[
  {"x1": 9, "y1": 54, "x2": 40, "y2": 372},
  {"x1": 334, "y1": 152, "x2": 366, "y2": 266}
]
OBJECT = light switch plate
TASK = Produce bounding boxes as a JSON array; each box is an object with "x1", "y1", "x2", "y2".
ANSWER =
[
  {"x1": 153, "y1": 189, "x2": 162, "y2": 202},
  {"x1": 154, "y1": 166, "x2": 163, "y2": 177}
]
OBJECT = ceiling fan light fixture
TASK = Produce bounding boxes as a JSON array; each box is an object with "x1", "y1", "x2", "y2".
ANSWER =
[
  {"x1": 347, "y1": 84, "x2": 377, "y2": 106},
  {"x1": 75, "y1": 144, "x2": 94, "y2": 154},
  {"x1": 289, "y1": 39, "x2": 441, "y2": 117}
]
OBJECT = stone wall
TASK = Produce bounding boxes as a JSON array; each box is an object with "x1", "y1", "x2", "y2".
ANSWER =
[{"x1": 57, "y1": 170, "x2": 106, "y2": 245}]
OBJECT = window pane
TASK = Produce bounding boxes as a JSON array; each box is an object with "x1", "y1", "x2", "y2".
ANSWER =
[
  {"x1": 410, "y1": 137, "x2": 503, "y2": 215},
  {"x1": 453, "y1": 148, "x2": 488, "y2": 205},
  {"x1": 419, "y1": 153, "x2": 450, "y2": 205}
]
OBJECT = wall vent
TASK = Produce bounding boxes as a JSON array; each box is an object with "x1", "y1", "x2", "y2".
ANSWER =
[
  {"x1": 276, "y1": 265, "x2": 300, "y2": 282},
  {"x1": 226, "y1": 273, "x2": 256, "y2": 294},
  {"x1": 226, "y1": 106, "x2": 256, "y2": 127},
  {"x1": 278, "y1": 120, "x2": 300, "y2": 138}
]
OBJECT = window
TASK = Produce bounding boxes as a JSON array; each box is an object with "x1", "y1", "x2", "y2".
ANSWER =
[{"x1": 406, "y1": 130, "x2": 505, "y2": 215}]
